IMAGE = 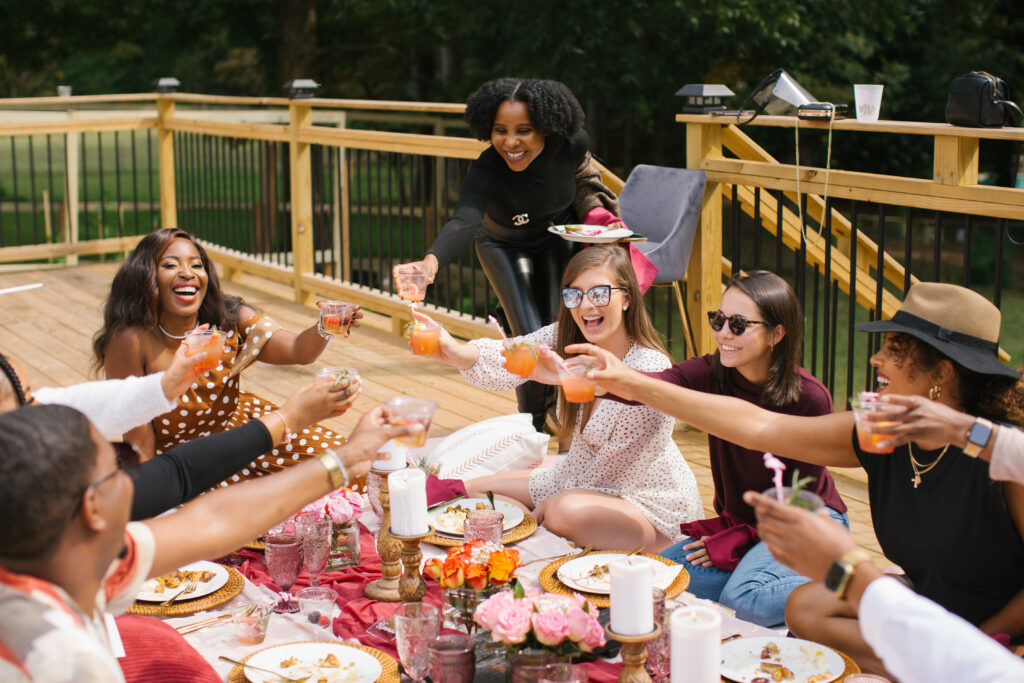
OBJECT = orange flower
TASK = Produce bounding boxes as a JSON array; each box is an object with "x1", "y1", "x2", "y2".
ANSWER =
[
  {"x1": 465, "y1": 563, "x2": 489, "y2": 590},
  {"x1": 487, "y1": 549, "x2": 518, "y2": 585},
  {"x1": 422, "y1": 557, "x2": 444, "y2": 582},
  {"x1": 440, "y1": 555, "x2": 465, "y2": 588}
]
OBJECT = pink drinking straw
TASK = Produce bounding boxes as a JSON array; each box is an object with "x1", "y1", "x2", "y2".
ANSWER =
[
  {"x1": 487, "y1": 315, "x2": 508, "y2": 341},
  {"x1": 763, "y1": 452, "x2": 787, "y2": 502}
]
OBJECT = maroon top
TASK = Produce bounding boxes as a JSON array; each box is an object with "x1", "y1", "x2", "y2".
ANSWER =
[{"x1": 643, "y1": 355, "x2": 846, "y2": 524}]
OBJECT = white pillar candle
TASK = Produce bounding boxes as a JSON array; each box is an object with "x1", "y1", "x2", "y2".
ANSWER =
[
  {"x1": 609, "y1": 557, "x2": 654, "y2": 635},
  {"x1": 669, "y1": 606, "x2": 721, "y2": 683},
  {"x1": 374, "y1": 440, "x2": 408, "y2": 471},
  {"x1": 388, "y1": 468, "x2": 428, "y2": 536}
]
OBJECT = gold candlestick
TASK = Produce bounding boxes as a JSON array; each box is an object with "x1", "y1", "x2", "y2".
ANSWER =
[
  {"x1": 391, "y1": 530, "x2": 429, "y2": 602},
  {"x1": 605, "y1": 623, "x2": 661, "y2": 683},
  {"x1": 364, "y1": 466, "x2": 405, "y2": 602}
]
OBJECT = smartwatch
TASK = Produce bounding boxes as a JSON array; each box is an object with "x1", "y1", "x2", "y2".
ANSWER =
[
  {"x1": 963, "y1": 417, "x2": 993, "y2": 458},
  {"x1": 824, "y1": 548, "x2": 872, "y2": 600}
]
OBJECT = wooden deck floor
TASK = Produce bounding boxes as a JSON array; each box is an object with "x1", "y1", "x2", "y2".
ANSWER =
[{"x1": 0, "y1": 262, "x2": 887, "y2": 565}]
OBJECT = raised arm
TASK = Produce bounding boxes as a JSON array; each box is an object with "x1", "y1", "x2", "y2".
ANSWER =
[
  {"x1": 567, "y1": 342, "x2": 860, "y2": 468},
  {"x1": 242, "y1": 304, "x2": 332, "y2": 366}
]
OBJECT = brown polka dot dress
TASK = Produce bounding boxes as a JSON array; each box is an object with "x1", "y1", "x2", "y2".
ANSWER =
[{"x1": 151, "y1": 311, "x2": 361, "y2": 490}]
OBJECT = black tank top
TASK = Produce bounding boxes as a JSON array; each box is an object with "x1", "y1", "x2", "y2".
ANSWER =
[{"x1": 855, "y1": 428, "x2": 1024, "y2": 625}]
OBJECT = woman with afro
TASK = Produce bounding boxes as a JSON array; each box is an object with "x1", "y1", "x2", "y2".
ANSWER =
[{"x1": 398, "y1": 78, "x2": 619, "y2": 432}]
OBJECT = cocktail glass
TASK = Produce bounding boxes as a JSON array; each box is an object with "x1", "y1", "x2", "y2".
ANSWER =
[
  {"x1": 851, "y1": 396, "x2": 900, "y2": 454},
  {"x1": 393, "y1": 264, "x2": 428, "y2": 302},
  {"x1": 183, "y1": 328, "x2": 225, "y2": 373},
  {"x1": 315, "y1": 366, "x2": 360, "y2": 409},
  {"x1": 384, "y1": 396, "x2": 436, "y2": 448},
  {"x1": 232, "y1": 602, "x2": 273, "y2": 645},
  {"x1": 503, "y1": 339, "x2": 539, "y2": 377},
  {"x1": 294, "y1": 512, "x2": 332, "y2": 587},
  {"x1": 394, "y1": 602, "x2": 440, "y2": 682},
  {"x1": 463, "y1": 509, "x2": 504, "y2": 545},
  {"x1": 264, "y1": 534, "x2": 302, "y2": 613},
  {"x1": 319, "y1": 300, "x2": 358, "y2": 337},
  {"x1": 558, "y1": 357, "x2": 597, "y2": 403},
  {"x1": 405, "y1": 320, "x2": 442, "y2": 355},
  {"x1": 761, "y1": 486, "x2": 826, "y2": 512}
]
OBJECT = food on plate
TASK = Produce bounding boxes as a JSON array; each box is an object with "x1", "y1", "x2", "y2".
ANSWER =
[
  {"x1": 798, "y1": 643, "x2": 831, "y2": 671},
  {"x1": 759, "y1": 661, "x2": 795, "y2": 681},
  {"x1": 437, "y1": 503, "x2": 471, "y2": 532},
  {"x1": 318, "y1": 653, "x2": 342, "y2": 668},
  {"x1": 280, "y1": 656, "x2": 299, "y2": 667},
  {"x1": 150, "y1": 568, "x2": 216, "y2": 593},
  {"x1": 761, "y1": 641, "x2": 781, "y2": 659},
  {"x1": 275, "y1": 652, "x2": 361, "y2": 682}
]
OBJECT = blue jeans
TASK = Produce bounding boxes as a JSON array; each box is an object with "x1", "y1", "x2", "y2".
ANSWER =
[{"x1": 660, "y1": 508, "x2": 849, "y2": 627}]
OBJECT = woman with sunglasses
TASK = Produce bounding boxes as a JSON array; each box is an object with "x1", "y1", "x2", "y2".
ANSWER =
[
  {"x1": 572, "y1": 270, "x2": 847, "y2": 627},
  {"x1": 408, "y1": 245, "x2": 702, "y2": 551}
]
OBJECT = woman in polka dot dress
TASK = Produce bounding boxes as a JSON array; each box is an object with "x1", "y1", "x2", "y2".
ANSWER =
[{"x1": 93, "y1": 228, "x2": 362, "y2": 489}]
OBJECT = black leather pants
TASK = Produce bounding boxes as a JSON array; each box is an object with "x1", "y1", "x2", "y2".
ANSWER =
[{"x1": 475, "y1": 229, "x2": 576, "y2": 431}]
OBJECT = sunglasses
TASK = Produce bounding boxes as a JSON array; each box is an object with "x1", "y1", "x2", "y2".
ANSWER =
[
  {"x1": 707, "y1": 310, "x2": 772, "y2": 335},
  {"x1": 561, "y1": 285, "x2": 627, "y2": 309}
]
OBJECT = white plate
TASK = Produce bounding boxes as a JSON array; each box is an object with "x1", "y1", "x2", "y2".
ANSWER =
[
  {"x1": 720, "y1": 636, "x2": 844, "y2": 683},
  {"x1": 556, "y1": 553, "x2": 673, "y2": 595},
  {"x1": 427, "y1": 498, "x2": 524, "y2": 536},
  {"x1": 548, "y1": 224, "x2": 634, "y2": 243},
  {"x1": 243, "y1": 641, "x2": 383, "y2": 683},
  {"x1": 135, "y1": 561, "x2": 229, "y2": 602}
]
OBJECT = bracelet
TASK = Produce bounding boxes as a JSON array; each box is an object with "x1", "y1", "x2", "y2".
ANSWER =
[
  {"x1": 316, "y1": 318, "x2": 334, "y2": 342},
  {"x1": 317, "y1": 449, "x2": 350, "y2": 490},
  {"x1": 268, "y1": 411, "x2": 294, "y2": 446}
]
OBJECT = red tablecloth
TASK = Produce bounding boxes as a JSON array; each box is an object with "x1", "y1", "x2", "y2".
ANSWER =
[{"x1": 239, "y1": 524, "x2": 621, "y2": 682}]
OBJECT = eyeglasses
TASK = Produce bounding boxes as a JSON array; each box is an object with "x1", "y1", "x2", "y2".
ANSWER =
[
  {"x1": 70, "y1": 444, "x2": 139, "y2": 519},
  {"x1": 561, "y1": 285, "x2": 627, "y2": 309},
  {"x1": 707, "y1": 310, "x2": 772, "y2": 335}
]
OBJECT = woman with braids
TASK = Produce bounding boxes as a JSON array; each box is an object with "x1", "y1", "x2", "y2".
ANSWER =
[
  {"x1": 93, "y1": 228, "x2": 365, "y2": 488},
  {"x1": 407, "y1": 246, "x2": 703, "y2": 552},
  {"x1": 571, "y1": 282, "x2": 1024, "y2": 675},
  {"x1": 396, "y1": 78, "x2": 620, "y2": 432}
]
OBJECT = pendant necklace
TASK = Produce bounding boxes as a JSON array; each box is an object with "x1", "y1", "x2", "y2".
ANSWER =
[{"x1": 908, "y1": 442, "x2": 951, "y2": 488}]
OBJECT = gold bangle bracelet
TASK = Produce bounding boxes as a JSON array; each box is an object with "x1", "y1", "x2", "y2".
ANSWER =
[{"x1": 316, "y1": 450, "x2": 349, "y2": 490}]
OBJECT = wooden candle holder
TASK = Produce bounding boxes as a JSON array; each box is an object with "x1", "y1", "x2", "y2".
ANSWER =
[
  {"x1": 605, "y1": 623, "x2": 661, "y2": 683},
  {"x1": 363, "y1": 467, "x2": 405, "y2": 602},
  {"x1": 391, "y1": 531, "x2": 429, "y2": 602}
]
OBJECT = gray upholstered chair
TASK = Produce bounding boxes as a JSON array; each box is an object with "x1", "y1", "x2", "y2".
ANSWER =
[{"x1": 619, "y1": 165, "x2": 707, "y2": 358}]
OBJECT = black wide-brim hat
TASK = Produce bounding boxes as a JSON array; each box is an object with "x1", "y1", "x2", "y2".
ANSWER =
[{"x1": 856, "y1": 282, "x2": 1019, "y2": 379}]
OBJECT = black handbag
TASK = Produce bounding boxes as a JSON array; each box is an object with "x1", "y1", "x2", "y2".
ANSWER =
[{"x1": 945, "y1": 71, "x2": 1022, "y2": 127}]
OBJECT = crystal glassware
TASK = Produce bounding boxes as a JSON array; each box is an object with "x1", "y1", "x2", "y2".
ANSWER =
[
  {"x1": 295, "y1": 512, "x2": 332, "y2": 587},
  {"x1": 539, "y1": 662, "x2": 589, "y2": 682},
  {"x1": 296, "y1": 586, "x2": 337, "y2": 629},
  {"x1": 264, "y1": 534, "x2": 301, "y2": 613},
  {"x1": 328, "y1": 518, "x2": 361, "y2": 569},
  {"x1": 463, "y1": 509, "x2": 504, "y2": 545},
  {"x1": 394, "y1": 602, "x2": 440, "y2": 682},
  {"x1": 646, "y1": 587, "x2": 671, "y2": 681},
  {"x1": 429, "y1": 634, "x2": 475, "y2": 683},
  {"x1": 510, "y1": 649, "x2": 556, "y2": 683}
]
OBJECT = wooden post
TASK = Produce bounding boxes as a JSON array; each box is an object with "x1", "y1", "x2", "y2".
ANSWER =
[
  {"x1": 336, "y1": 111, "x2": 351, "y2": 282},
  {"x1": 64, "y1": 109, "x2": 80, "y2": 267},
  {"x1": 289, "y1": 99, "x2": 315, "y2": 303},
  {"x1": 685, "y1": 122, "x2": 723, "y2": 356},
  {"x1": 157, "y1": 97, "x2": 178, "y2": 228},
  {"x1": 933, "y1": 135, "x2": 979, "y2": 186}
]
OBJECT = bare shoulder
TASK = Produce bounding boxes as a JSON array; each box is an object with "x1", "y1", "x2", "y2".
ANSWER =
[{"x1": 104, "y1": 326, "x2": 156, "y2": 377}]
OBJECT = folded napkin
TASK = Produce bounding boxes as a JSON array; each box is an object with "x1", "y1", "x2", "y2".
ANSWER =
[
  {"x1": 583, "y1": 207, "x2": 658, "y2": 292},
  {"x1": 425, "y1": 475, "x2": 467, "y2": 507},
  {"x1": 680, "y1": 513, "x2": 760, "y2": 572}
]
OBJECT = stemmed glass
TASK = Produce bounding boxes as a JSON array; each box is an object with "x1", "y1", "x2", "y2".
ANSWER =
[
  {"x1": 394, "y1": 602, "x2": 440, "y2": 682},
  {"x1": 264, "y1": 534, "x2": 302, "y2": 613},
  {"x1": 295, "y1": 512, "x2": 331, "y2": 587}
]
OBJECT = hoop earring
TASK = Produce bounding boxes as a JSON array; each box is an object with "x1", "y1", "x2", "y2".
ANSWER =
[{"x1": 928, "y1": 384, "x2": 942, "y2": 401}]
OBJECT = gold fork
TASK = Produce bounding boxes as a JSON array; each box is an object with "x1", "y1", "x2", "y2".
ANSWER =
[
  {"x1": 520, "y1": 544, "x2": 596, "y2": 567},
  {"x1": 160, "y1": 578, "x2": 198, "y2": 610}
]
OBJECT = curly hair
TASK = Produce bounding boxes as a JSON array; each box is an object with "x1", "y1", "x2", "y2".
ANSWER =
[
  {"x1": 464, "y1": 78, "x2": 585, "y2": 141},
  {"x1": 884, "y1": 333, "x2": 1024, "y2": 427},
  {"x1": 711, "y1": 271, "x2": 805, "y2": 408},
  {"x1": 93, "y1": 228, "x2": 242, "y2": 369},
  {"x1": 0, "y1": 405, "x2": 97, "y2": 561},
  {"x1": 554, "y1": 245, "x2": 666, "y2": 441}
]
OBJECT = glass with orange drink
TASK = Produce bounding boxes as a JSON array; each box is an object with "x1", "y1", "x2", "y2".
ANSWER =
[
  {"x1": 393, "y1": 264, "x2": 428, "y2": 302},
  {"x1": 183, "y1": 328, "x2": 225, "y2": 373},
  {"x1": 405, "y1": 320, "x2": 442, "y2": 355},
  {"x1": 851, "y1": 393, "x2": 900, "y2": 454},
  {"x1": 502, "y1": 339, "x2": 539, "y2": 377},
  {"x1": 384, "y1": 396, "x2": 437, "y2": 448},
  {"x1": 558, "y1": 357, "x2": 597, "y2": 403},
  {"x1": 319, "y1": 300, "x2": 358, "y2": 337}
]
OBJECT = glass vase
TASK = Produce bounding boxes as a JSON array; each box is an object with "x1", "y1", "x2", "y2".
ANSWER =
[
  {"x1": 327, "y1": 519, "x2": 360, "y2": 570},
  {"x1": 441, "y1": 583, "x2": 511, "y2": 634},
  {"x1": 509, "y1": 649, "x2": 556, "y2": 683}
]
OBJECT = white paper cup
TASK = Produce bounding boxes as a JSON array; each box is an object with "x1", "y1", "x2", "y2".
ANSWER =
[{"x1": 854, "y1": 84, "x2": 884, "y2": 122}]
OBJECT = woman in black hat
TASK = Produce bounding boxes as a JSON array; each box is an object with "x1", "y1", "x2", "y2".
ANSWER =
[{"x1": 566, "y1": 281, "x2": 1024, "y2": 676}]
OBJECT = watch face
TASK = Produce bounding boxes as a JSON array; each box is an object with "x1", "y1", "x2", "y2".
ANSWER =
[
  {"x1": 969, "y1": 420, "x2": 992, "y2": 446},
  {"x1": 824, "y1": 561, "x2": 849, "y2": 593}
]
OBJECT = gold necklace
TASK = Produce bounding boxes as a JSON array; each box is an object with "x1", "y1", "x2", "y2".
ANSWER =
[{"x1": 908, "y1": 442, "x2": 951, "y2": 488}]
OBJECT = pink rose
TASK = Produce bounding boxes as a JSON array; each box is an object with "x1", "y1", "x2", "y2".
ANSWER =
[
  {"x1": 580, "y1": 619, "x2": 606, "y2": 652},
  {"x1": 565, "y1": 606, "x2": 592, "y2": 642},
  {"x1": 531, "y1": 610, "x2": 570, "y2": 647},
  {"x1": 326, "y1": 490, "x2": 362, "y2": 524},
  {"x1": 491, "y1": 605, "x2": 532, "y2": 645},
  {"x1": 473, "y1": 590, "x2": 515, "y2": 632}
]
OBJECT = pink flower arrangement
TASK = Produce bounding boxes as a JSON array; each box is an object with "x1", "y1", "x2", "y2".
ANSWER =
[
  {"x1": 294, "y1": 488, "x2": 363, "y2": 525},
  {"x1": 473, "y1": 586, "x2": 605, "y2": 657}
]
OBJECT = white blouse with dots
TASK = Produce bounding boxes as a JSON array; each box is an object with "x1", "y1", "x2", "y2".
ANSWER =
[{"x1": 460, "y1": 323, "x2": 704, "y2": 539}]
